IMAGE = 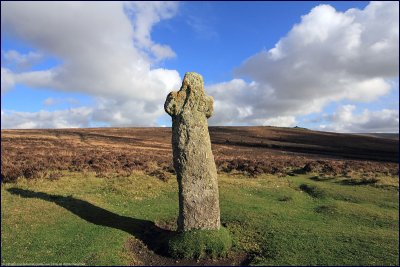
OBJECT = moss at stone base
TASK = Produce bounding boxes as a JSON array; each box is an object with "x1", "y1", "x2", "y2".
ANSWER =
[{"x1": 168, "y1": 227, "x2": 232, "y2": 259}]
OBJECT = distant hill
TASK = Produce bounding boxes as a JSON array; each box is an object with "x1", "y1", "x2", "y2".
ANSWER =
[
  {"x1": 208, "y1": 126, "x2": 399, "y2": 162},
  {"x1": 350, "y1": 133, "x2": 399, "y2": 140},
  {"x1": 1, "y1": 126, "x2": 398, "y2": 182},
  {"x1": 2, "y1": 126, "x2": 398, "y2": 163}
]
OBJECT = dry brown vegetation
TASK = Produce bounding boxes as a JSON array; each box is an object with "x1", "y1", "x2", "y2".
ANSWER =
[{"x1": 1, "y1": 126, "x2": 398, "y2": 182}]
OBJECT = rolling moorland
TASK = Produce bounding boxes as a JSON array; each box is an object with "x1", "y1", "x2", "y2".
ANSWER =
[{"x1": 1, "y1": 126, "x2": 399, "y2": 265}]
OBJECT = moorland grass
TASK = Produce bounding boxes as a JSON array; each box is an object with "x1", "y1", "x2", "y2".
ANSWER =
[
  {"x1": 168, "y1": 227, "x2": 232, "y2": 259},
  {"x1": 1, "y1": 172, "x2": 398, "y2": 265}
]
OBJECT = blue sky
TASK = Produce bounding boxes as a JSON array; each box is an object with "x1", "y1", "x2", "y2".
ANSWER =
[{"x1": 1, "y1": 1, "x2": 399, "y2": 132}]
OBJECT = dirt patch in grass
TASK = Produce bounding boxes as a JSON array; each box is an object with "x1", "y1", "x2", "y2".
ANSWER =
[
  {"x1": 309, "y1": 175, "x2": 336, "y2": 182},
  {"x1": 125, "y1": 238, "x2": 249, "y2": 266},
  {"x1": 299, "y1": 184, "x2": 326, "y2": 198},
  {"x1": 340, "y1": 177, "x2": 380, "y2": 186},
  {"x1": 277, "y1": 196, "x2": 293, "y2": 202},
  {"x1": 315, "y1": 204, "x2": 338, "y2": 215}
]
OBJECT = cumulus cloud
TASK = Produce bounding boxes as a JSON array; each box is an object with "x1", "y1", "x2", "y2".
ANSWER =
[
  {"x1": 208, "y1": 1, "x2": 398, "y2": 128},
  {"x1": 318, "y1": 105, "x2": 399, "y2": 133},
  {"x1": 1, "y1": 67, "x2": 15, "y2": 93},
  {"x1": 126, "y1": 1, "x2": 178, "y2": 60},
  {"x1": 1, "y1": 1, "x2": 180, "y2": 127},
  {"x1": 2, "y1": 50, "x2": 43, "y2": 70},
  {"x1": 1, "y1": 108, "x2": 93, "y2": 129},
  {"x1": 1, "y1": 1, "x2": 398, "y2": 131},
  {"x1": 43, "y1": 97, "x2": 80, "y2": 107}
]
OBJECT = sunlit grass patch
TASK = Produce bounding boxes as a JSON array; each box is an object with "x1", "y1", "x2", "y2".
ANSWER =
[{"x1": 1, "y1": 172, "x2": 398, "y2": 266}]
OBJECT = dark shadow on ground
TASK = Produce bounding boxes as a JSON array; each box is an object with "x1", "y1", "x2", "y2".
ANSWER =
[
  {"x1": 339, "y1": 178, "x2": 379, "y2": 186},
  {"x1": 7, "y1": 188, "x2": 173, "y2": 256},
  {"x1": 6, "y1": 188, "x2": 249, "y2": 266}
]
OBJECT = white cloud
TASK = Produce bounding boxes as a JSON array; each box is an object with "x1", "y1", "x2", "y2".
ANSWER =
[
  {"x1": 1, "y1": 68, "x2": 15, "y2": 93},
  {"x1": 208, "y1": 1, "x2": 398, "y2": 129},
  {"x1": 43, "y1": 97, "x2": 80, "y2": 107},
  {"x1": 150, "y1": 44, "x2": 176, "y2": 60},
  {"x1": 1, "y1": 108, "x2": 93, "y2": 129},
  {"x1": 126, "y1": 1, "x2": 178, "y2": 60},
  {"x1": 43, "y1": 98, "x2": 59, "y2": 107},
  {"x1": 1, "y1": 1, "x2": 398, "y2": 132},
  {"x1": 91, "y1": 97, "x2": 166, "y2": 127},
  {"x1": 254, "y1": 116, "x2": 297, "y2": 127},
  {"x1": 3, "y1": 50, "x2": 43, "y2": 69},
  {"x1": 319, "y1": 105, "x2": 399, "y2": 133},
  {"x1": 1, "y1": 1, "x2": 181, "y2": 128},
  {"x1": 15, "y1": 69, "x2": 58, "y2": 89}
]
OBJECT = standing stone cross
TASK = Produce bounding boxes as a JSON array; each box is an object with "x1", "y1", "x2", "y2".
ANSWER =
[{"x1": 164, "y1": 72, "x2": 221, "y2": 231}]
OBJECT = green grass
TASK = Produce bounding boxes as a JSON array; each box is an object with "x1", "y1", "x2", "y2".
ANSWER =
[
  {"x1": 168, "y1": 227, "x2": 232, "y2": 259},
  {"x1": 1, "y1": 172, "x2": 398, "y2": 265}
]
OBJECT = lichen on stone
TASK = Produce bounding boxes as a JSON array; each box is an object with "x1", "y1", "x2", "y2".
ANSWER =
[{"x1": 165, "y1": 72, "x2": 221, "y2": 231}]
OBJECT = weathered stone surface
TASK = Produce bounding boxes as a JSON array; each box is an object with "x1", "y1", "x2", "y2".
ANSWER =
[{"x1": 164, "y1": 72, "x2": 221, "y2": 231}]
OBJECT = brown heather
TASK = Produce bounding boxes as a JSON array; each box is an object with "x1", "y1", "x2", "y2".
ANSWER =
[{"x1": 1, "y1": 126, "x2": 398, "y2": 183}]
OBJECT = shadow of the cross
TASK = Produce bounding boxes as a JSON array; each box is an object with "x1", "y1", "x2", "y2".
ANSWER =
[{"x1": 7, "y1": 188, "x2": 174, "y2": 257}]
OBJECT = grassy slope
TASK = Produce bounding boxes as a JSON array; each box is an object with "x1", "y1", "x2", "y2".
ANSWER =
[{"x1": 1, "y1": 172, "x2": 398, "y2": 266}]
